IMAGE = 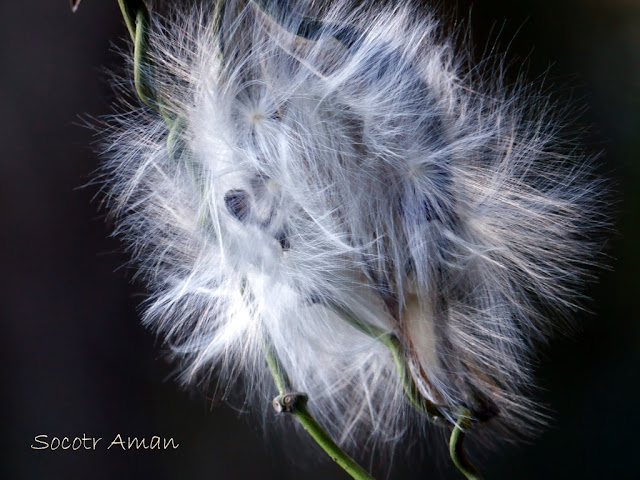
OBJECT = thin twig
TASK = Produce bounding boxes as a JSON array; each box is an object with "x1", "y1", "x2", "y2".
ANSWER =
[{"x1": 262, "y1": 336, "x2": 375, "y2": 480}]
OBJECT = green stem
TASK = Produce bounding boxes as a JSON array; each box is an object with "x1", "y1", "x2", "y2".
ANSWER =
[
  {"x1": 331, "y1": 303, "x2": 483, "y2": 478},
  {"x1": 449, "y1": 410, "x2": 483, "y2": 480},
  {"x1": 117, "y1": 0, "x2": 153, "y2": 108},
  {"x1": 262, "y1": 335, "x2": 375, "y2": 480},
  {"x1": 117, "y1": 0, "x2": 179, "y2": 151},
  {"x1": 167, "y1": 116, "x2": 186, "y2": 159},
  {"x1": 328, "y1": 303, "x2": 444, "y2": 422},
  {"x1": 379, "y1": 333, "x2": 443, "y2": 420},
  {"x1": 262, "y1": 338, "x2": 292, "y2": 394},
  {"x1": 117, "y1": 0, "x2": 145, "y2": 41},
  {"x1": 292, "y1": 399, "x2": 375, "y2": 480},
  {"x1": 132, "y1": 8, "x2": 153, "y2": 107}
]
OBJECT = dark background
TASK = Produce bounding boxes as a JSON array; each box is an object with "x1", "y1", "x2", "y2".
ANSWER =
[{"x1": 1, "y1": 1, "x2": 638, "y2": 479}]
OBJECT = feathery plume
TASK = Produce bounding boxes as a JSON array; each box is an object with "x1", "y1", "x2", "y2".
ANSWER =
[{"x1": 97, "y1": 0, "x2": 608, "y2": 471}]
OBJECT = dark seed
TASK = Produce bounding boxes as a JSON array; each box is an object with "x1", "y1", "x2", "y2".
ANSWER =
[
  {"x1": 224, "y1": 189, "x2": 250, "y2": 222},
  {"x1": 276, "y1": 230, "x2": 290, "y2": 250}
]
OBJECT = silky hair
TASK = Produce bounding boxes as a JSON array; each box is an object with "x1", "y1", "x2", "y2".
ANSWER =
[{"x1": 99, "y1": 0, "x2": 608, "y2": 460}]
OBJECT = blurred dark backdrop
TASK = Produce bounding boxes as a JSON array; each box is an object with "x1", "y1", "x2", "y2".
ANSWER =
[{"x1": 1, "y1": 1, "x2": 638, "y2": 479}]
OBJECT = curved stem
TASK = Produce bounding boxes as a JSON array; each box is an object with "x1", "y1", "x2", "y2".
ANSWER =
[
  {"x1": 167, "y1": 116, "x2": 185, "y2": 159},
  {"x1": 328, "y1": 303, "x2": 444, "y2": 422},
  {"x1": 449, "y1": 410, "x2": 483, "y2": 480},
  {"x1": 292, "y1": 399, "x2": 375, "y2": 480},
  {"x1": 117, "y1": 0, "x2": 180, "y2": 152},
  {"x1": 330, "y1": 303, "x2": 483, "y2": 478},
  {"x1": 132, "y1": 8, "x2": 154, "y2": 107},
  {"x1": 117, "y1": 0, "x2": 154, "y2": 108},
  {"x1": 262, "y1": 338, "x2": 292, "y2": 394},
  {"x1": 117, "y1": 0, "x2": 145, "y2": 41},
  {"x1": 262, "y1": 336, "x2": 375, "y2": 480},
  {"x1": 379, "y1": 332, "x2": 444, "y2": 420}
]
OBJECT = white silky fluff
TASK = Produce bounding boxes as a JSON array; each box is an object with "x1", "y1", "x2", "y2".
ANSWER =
[{"x1": 101, "y1": 0, "x2": 607, "y2": 456}]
